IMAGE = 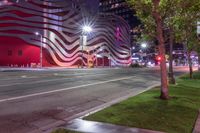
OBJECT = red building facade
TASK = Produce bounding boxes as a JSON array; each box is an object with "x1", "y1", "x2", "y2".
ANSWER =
[{"x1": 0, "y1": 0, "x2": 131, "y2": 67}]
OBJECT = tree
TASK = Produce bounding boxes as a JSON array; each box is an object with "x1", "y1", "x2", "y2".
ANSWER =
[
  {"x1": 127, "y1": 0, "x2": 169, "y2": 99},
  {"x1": 162, "y1": 0, "x2": 177, "y2": 84},
  {"x1": 174, "y1": 0, "x2": 200, "y2": 78}
]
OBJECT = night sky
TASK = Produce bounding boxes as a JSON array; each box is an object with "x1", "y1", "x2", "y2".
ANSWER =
[{"x1": 85, "y1": 0, "x2": 99, "y2": 13}]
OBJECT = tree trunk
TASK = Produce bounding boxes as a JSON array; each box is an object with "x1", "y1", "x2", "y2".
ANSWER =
[
  {"x1": 168, "y1": 28, "x2": 175, "y2": 84},
  {"x1": 198, "y1": 53, "x2": 200, "y2": 71},
  {"x1": 187, "y1": 51, "x2": 193, "y2": 79},
  {"x1": 153, "y1": 0, "x2": 169, "y2": 100}
]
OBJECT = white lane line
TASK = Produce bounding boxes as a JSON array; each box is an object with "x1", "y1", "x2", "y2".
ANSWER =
[
  {"x1": 21, "y1": 75, "x2": 27, "y2": 78},
  {"x1": 0, "y1": 73, "x2": 109, "y2": 87},
  {"x1": 0, "y1": 76, "x2": 37, "y2": 81},
  {"x1": 53, "y1": 73, "x2": 89, "y2": 76},
  {"x1": 0, "y1": 76, "x2": 135, "y2": 103}
]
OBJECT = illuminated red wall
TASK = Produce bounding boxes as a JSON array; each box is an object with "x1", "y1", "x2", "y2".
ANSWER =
[
  {"x1": 0, "y1": 1, "x2": 131, "y2": 67},
  {"x1": 0, "y1": 36, "x2": 40, "y2": 67}
]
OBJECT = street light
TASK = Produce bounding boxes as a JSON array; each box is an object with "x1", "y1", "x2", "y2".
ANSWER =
[
  {"x1": 35, "y1": 32, "x2": 43, "y2": 68},
  {"x1": 141, "y1": 42, "x2": 147, "y2": 49},
  {"x1": 141, "y1": 42, "x2": 148, "y2": 64},
  {"x1": 80, "y1": 25, "x2": 92, "y2": 68},
  {"x1": 197, "y1": 22, "x2": 200, "y2": 70},
  {"x1": 82, "y1": 26, "x2": 92, "y2": 33}
]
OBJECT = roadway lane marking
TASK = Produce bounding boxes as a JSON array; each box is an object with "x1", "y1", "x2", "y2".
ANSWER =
[
  {"x1": 0, "y1": 76, "x2": 38, "y2": 81},
  {"x1": 0, "y1": 73, "x2": 109, "y2": 87},
  {"x1": 0, "y1": 76, "x2": 135, "y2": 103},
  {"x1": 53, "y1": 73, "x2": 89, "y2": 76},
  {"x1": 21, "y1": 75, "x2": 27, "y2": 78}
]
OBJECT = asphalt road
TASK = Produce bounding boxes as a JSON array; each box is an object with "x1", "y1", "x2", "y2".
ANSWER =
[{"x1": 0, "y1": 67, "x2": 187, "y2": 133}]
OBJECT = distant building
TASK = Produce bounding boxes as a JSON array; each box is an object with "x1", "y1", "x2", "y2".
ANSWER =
[
  {"x1": 99, "y1": 0, "x2": 140, "y2": 32},
  {"x1": 98, "y1": 0, "x2": 141, "y2": 59},
  {"x1": 71, "y1": 0, "x2": 99, "y2": 16}
]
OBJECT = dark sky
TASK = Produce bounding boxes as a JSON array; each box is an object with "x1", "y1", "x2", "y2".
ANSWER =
[{"x1": 85, "y1": 0, "x2": 99, "y2": 13}]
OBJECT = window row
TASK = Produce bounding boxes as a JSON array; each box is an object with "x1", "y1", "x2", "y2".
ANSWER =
[{"x1": 7, "y1": 50, "x2": 23, "y2": 56}]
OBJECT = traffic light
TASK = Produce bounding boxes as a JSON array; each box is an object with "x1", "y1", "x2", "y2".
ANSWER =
[{"x1": 156, "y1": 55, "x2": 162, "y2": 61}]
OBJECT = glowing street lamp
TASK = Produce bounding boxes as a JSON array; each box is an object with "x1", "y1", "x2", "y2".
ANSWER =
[
  {"x1": 80, "y1": 25, "x2": 92, "y2": 68},
  {"x1": 141, "y1": 43, "x2": 147, "y2": 49},
  {"x1": 35, "y1": 32, "x2": 43, "y2": 68},
  {"x1": 141, "y1": 42, "x2": 148, "y2": 63},
  {"x1": 82, "y1": 25, "x2": 92, "y2": 33}
]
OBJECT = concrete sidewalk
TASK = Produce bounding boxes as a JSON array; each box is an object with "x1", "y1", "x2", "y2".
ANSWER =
[
  {"x1": 66, "y1": 119, "x2": 164, "y2": 133},
  {"x1": 193, "y1": 110, "x2": 200, "y2": 133},
  {"x1": 0, "y1": 66, "x2": 120, "y2": 72},
  {"x1": 0, "y1": 67, "x2": 73, "y2": 71},
  {"x1": 65, "y1": 108, "x2": 200, "y2": 133},
  {"x1": 0, "y1": 67, "x2": 50, "y2": 72}
]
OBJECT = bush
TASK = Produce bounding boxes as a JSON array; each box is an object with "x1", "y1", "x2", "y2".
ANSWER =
[{"x1": 180, "y1": 72, "x2": 200, "y2": 79}]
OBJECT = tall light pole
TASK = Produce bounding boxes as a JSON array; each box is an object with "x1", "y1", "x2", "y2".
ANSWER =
[
  {"x1": 100, "y1": 47, "x2": 104, "y2": 67},
  {"x1": 108, "y1": 54, "x2": 111, "y2": 68},
  {"x1": 80, "y1": 25, "x2": 92, "y2": 68},
  {"x1": 94, "y1": 46, "x2": 98, "y2": 67},
  {"x1": 141, "y1": 42, "x2": 148, "y2": 64},
  {"x1": 35, "y1": 32, "x2": 43, "y2": 68},
  {"x1": 197, "y1": 22, "x2": 200, "y2": 71}
]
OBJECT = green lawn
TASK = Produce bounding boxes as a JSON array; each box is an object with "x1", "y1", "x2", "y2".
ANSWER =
[{"x1": 84, "y1": 72, "x2": 200, "y2": 133}]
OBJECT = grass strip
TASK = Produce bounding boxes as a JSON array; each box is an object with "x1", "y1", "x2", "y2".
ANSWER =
[{"x1": 84, "y1": 72, "x2": 200, "y2": 133}]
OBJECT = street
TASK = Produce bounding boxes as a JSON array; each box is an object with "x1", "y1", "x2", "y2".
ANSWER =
[{"x1": 0, "y1": 67, "x2": 186, "y2": 133}]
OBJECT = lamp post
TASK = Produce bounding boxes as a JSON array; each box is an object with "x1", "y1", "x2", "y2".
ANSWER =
[
  {"x1": 80, "y1": 25, "x2": 92, "y2": 68},
  {"x1": 197, "y1": 22, "x2": 200, "y2": 71},
  {"x1": 100, "y1": 47, "x2": 104, "y2": 67},
  {"x1": 141, "y1": 42, "x2": 148, "y2": 64},
  {"x1": 130, "y1": 48, "x2": 132, "y2": 65},
  {"x1": 94, "y1": 46, "x2": 98, "y2": 67},
  {"x1": 35, "y1": 32, "x2": 43, "y2": 68},
  {"x1": 108, "y1": 54, "x2": 111, "y2": 68},
  {"x1": 197, "y1": 22, "x2": 200, "y2": 37}
]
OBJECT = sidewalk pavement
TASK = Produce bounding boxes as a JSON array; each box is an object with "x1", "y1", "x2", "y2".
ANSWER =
[
  {"x1": 193, "y1": 110, "x2": 200, "y2": 133},
  {"x1": 0, "y1": 67, "x2": 74, "y2": 71},
  {"x1": 66, "y1": 108, "x2": 200, "y2": 133},
  {"x1": 0, "y1": 66, "x2": 120, "y2": 72},
  {"x1": 66, "y1": 119, "x2": 165, "y2": 133}
]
